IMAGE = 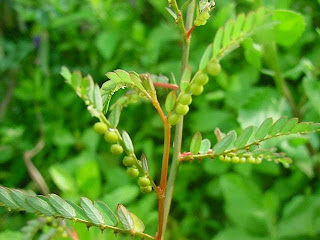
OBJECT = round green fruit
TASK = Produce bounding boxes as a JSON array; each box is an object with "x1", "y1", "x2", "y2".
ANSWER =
[
  {"x1": 194, "y1": 73, "x2": 209, "y2": 85},
  {"x1": 190, "y1": 84, "x2": 204, "y2": 96},
  {"x1": 110, "y1": 144, "x2": 123, "y2": 155},
  {"x1": 168, "y1": 113, "x2": 180, "y2": 125},
  {"x1": 207, "y1": 60, "x2": 221, "y2": 76},
  {"x1": 219, "y1": 155, "x2": 225, "y2": 161},
  {"x1": 123, "y1": 156, "x2": 135, "y2": 167},
  {"x1": 93, "y1": 122, "x2": 108, "y2": 135},
  {"x1": 248, "y1": 156, "x2": 256, "y2": 164},
  {"x1": 104, "y1": 130, "x2": 118, "y2": 143},
  {"x1": 127, "y1": 167, "x2": 139, "y2": 178},
  {"x1": 175, "y1": 103, "x2": 189, "y2": 116},
  {"x1": 138, "y1": 176, "x2": 150, "y2": 187},
  {"x1": 178, "y1": 93, "x2": 192, "y2": 105},
  {"x1": 140, "y1": 186, "x2": 152, "y2": 193},
  {"x1": 232, "y1": 156, "x2": 240, "y2": 163}
]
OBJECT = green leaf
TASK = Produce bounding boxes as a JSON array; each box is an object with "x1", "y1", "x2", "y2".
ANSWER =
[
  {"x1": 66, "y1": 200, "x2": 89, "y2": 221},
  {"x1": 0, "y1": 187, "x2": 19, "y2": 209},
  {"x1": 212, "y1": 28, "x2": 224, "y2": 57},
  {"x1": 141, "y1": 154, "x2": 149, "y2": 173},
  {"x1": 60, "y1": 66, "x2": 72, "y2": 84},
  {"x1": 48, "y1": 194, "x2": 76, "y2": 219},
  {"x1": 122, "y1": 131, "x2": 134, "y2": 153},
  {"x1": 80, "y1": 197, "x2": 105, "y2": 225},
  {"x1": 273, "y1": 10, "x2": 306, "y2": 47},
  {"x1": 117, "y1": 204, "x2": 134, "y2": 230},
  {"x1": 303, "y1": 77, "x2": 320, "y2": 116},
  {"x1": 290, "y1": 122, "x2": 314, "y2": 133},
  {"x1": 222, "y1": 19, "x2": 234, "y2": 48},
  {"x1": 10, "y1": 189, "x2": 36, "y2": 213},
  {"x1": 255, "y1": 117, "x2": 273, "y2": 140},
  {"x1": 93, "y1": 84, "x2": 103, "y2": 111},
  {"x1": 130, "y1": 212, "x2": 145, "y2": 233},
  {"x1": 270, "y1": 116, "x2": 288, "y2": 136},
  {"x1": 232, "y1": 13, "x2": 245, "y2": 39},
  {"x1": 71, "y1": 71, "x2": 82, "y2": 89},
  {"x1": 109, "y1": 104, "x2": 122, "y2": 127},
  {"x1": 26, "y1": 196, "x2": 56, "y2": 216},
  {"x1": 165, "y1": 91, "x2": 176, "y2": 113},
  {"x1": 235, "y1": 126, "x2": 254, "y2": 149},
  {"x1": 94, "y1": 201, "x2": 118, "y2": 226},
  {"x1": 281, "y1": 118, "x2": 298, "y2": 133},
  {"x1": 199, "y1": 44, "x2": 212, "y2": 71},
  {"x1": 190, "y1": 132, "x2": 202, "y2": 155},
  {"x1": 213, "y1": 131, "x2": 236, "y2": 155},
  {"x1": 243, "y1": 12, "x2": 255, "y2": 32},
  {"x1": 199, "y1": 139, "x2": 211, "y2": 154}
]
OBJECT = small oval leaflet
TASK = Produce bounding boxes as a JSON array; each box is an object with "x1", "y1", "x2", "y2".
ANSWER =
[
  {"x1": 10, "y1": 189, "x2": 36, "y2": 213},
  {"x1": 117, "y1": 204, "x2": 134, "y2": 230},
  {"x1": 26, "y1": 196, "x2": 56, "y2": 216},
  {"x1": 0, "y1": 186, "x2": 19, "y2": 210},
  {"x1": 235, "y1": 126, "x2": 254, "y2": 149},
  {"x1": 190, "y1": 132, "x2": 202, "y2": 155},
  {"x1": 48, "y1": 194, "x2": 76, "y2": 219},
  {"x1": 122, "y1": 130, "x2": 134, "y2": 153},
  {"x1": 255, "y1": 117, "x2": 273, "y2": 140},
  {"x1": 80, "y1": 197, "x2": 105, "y2": 225},
  {"x1": 213, "y1": 131, "x2": 236, "y2": 155},
  {"x1": 199, "y1": 139, "x2": 211, "y2": 154},
  {"x1": 94, "y1": 201, "x2": 118, "y2": 226}
]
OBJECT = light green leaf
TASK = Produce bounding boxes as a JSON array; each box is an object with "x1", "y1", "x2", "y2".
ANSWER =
[
  {"x1": 199, "y1": 139, "x2": 211, "y2": 154},
  {"x1": 60, "y1": 66, "x2": 72, "y2": 84},
  {"x1": 255, "y1": 117, "x2": 273, "y2": 140},
  {"x1": 117, "y1": 204, "x2": 134, "y2": 230},
  {"x1": 243, "y1": 12, "x2": 255, "y2": 32},
  {"x1": 223, "y1": 19, "x2": 234, "y2": 48},
  {"x1": 199, "y1": 44, "x2": 213, "y2": 71},
  {"x1": 232, "y1": 13, "x2": 246, "y2": 39},
  {"x1": 235, "y1": 126, "x2": 254, "y2": 149},
  {"x1": 109, "y1": 104, "x2": 122, "y2": 127},
  {"x1": 48, "y1": 194, "x2": 76, "y2": 219},
  {"x1": 130, "y1": 212, "x2": 145, "y2": 233},
  {"x1": 281, "y1": 118, "x2": 298, "y2": 133},
  {"x1": 213, "y1": 28, "x2": 224, "y2": 57},
  {"x1": 165, "y1": 91, "x2": 176, "y2": 113},
  {"x1": 66, "y1": 200, "x2": 89, "y2": 221},
  {"x1": 303, "y1": 77, "x2": 320, "y2": 116},
  {"x1": 26, "y1": 196, "x2": 56, "y2": 216},
  {"x1": 93, "y1": 84, "x2": 103, "y2": 111},
  {"x1": 273, "y1": 10, "x2": 305, "y2": 46},
  {"x1": 270, "y1": 116, "x2": 288, "y2": 136},
  {"x1": 95, "y1": 201, "x2": 118, "y2": 226},
  {"x1": 122, "y1": 131, "x2": 134, "y2": 153},
  {"x1": 0, "y1": 187, "x2": 19, "y2": 209},
  {"x1": 190, "y1": 132, "x2": 202, "y2": 155},
  {"x1": 213, "y1": 131, "x2": 236, "y2": 155},
  {"x1": 80, "y1": 197, "x2": 105, "y2": 225}
]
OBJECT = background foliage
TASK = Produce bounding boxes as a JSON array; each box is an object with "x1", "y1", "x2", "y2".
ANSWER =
[{"x1": 1, "y1": 0, "x2": 320, "y2": 239}]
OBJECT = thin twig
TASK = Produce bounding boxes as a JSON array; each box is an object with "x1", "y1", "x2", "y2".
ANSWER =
[{"x1": 153, "y1": 82, "x2": 179, "y2": 91}]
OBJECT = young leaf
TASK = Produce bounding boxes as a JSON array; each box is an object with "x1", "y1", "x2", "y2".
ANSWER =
[
  {"x1": 10, "y1": 189, "x2": 36, "y2": 213},
  {"x1": 235, "y1": 126, "x2": 254, "y2": 149},
  {"x1": 66, "y1": 200, "x2": 89, "y2": 221},
  {"x1": 109, "y1": 104, "x2": 122, "y2": 127},
  {"x1": 222, "y1": 19, "x2": 234, "y2": 48},
  {"x1": 290, "y1": 122, "x2": 314, "y2": 133},
  {"x1": 26, "y1": 196, "x2": 56, "y2": 216},
  {"x1": 94, "y1": 201, "x2": 118, "y2": 226},
  {"x1": 199, "y1": 139, "x2": 211, "y2": 154},
  {"x1": 141, "y1": 154, "x2": 149, "y2": 173},
  {"x1": 80, "y1": 197, "x2": 105, "y2": 225},
  {"x1": 0, "y1": 186, "x2": 19, "y2": 209},
  {"x1": 255, "y1": 117, "x2": 273, "y2": 140},
  {"x1": 281, "y1": 118, "x2": 298, "y2": 133},
  {"x1": 270, "y1": 116, "x2": 288, "y2": 136},
  {"x1": 212, "y1": 27, "x2": 224, "y2": 57},
  {"x1": 122, "y1": 131, "x2": 134, "y2": 153},
  {"x1": 213, "y1": 131, "x2": 236, "y2": 155},
  {"x1": 117, "y1": 204, "x2": 134, "y2": 230},
  {"x1": 199, "y1": 44, "x2": 212, "y2": 71},
  {"x1": 48, "y1": 194, "x2": 76, "y2": 219},
  {"x1": 93, "y1": 84, "x2": 103, "y2": 112},
  {"x1": 129, "y1": 212, "x2": 145, "y2": 233},
  {"x1": 243, "y1": 12, "x2": 255, "y2": 32},
  {"x1": 60, "y1": 66, "x2": 72, "y2": 84},
  {"x1": 190, "y1": 132, "x2": 202, "y2": 155},
  {"x1": 165, "y1": 91, "x2": 177, "y2": 113},
  {"x1": 232, "y1": 13, "x2": 245, "y2": 39},
  {"x1": 71, "y1": 71, "x2": 82, "y2": 89}
]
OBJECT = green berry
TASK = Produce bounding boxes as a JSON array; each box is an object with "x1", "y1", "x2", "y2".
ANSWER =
[
  {"x1": 175, "y1": 103, "x2": 189, "y2": 116},
  {"x1": 140, "y1": 186, "x2": 152, "y2": 193},
  {"x1": 248, "y1": 156, "x2": 256, "y2": 164},
  {"x1": 190, "y1": 84, "x2": 204, "y2": 96},
  {"x1": 45, "y1": 217, "x2": 53, "y2": 224},
  {"x1": 207, "y1": 60, "x2": 221, "y2": 76},
  {"x1": 178, "y1": 93, "x2": 192, "y2": 105},
  {"x1": 219, "y1": 155, "x2": 225, "y2": 161},
  {"x1": 240, "y1": 157, "x2": 246, "y2": 163},
  {"x1": 225, "y1": 156, "x2": 231, "y2": 162},
  {"x1": 110, "y1": 144, "x2": 123, "y2": 155},
  {"x1": 232, "y1": 156, "x2": 240, "y2": 163},
  {"x1": 93, "y1": 122, "x2": 108, "y2": 135},
  {"x1": 168, "y1": 113, "x2": 181, "y2": 125},
  {"x1": 127, "y1": 167, "x2": 139, "y2": 178},
  {"x1": 256, "y1": 157, "x2": 262, "y2": 164},
  {"x1": 123, "y1": 156, "x2": 135, "y2": 167},
  {"x1": 62, "y1": 232, "x2": 68, "y2": 238},
  {"x1": 57, "y1": 226, "x2": 64, "y2": 233},
  {"x1": 202, "y1": 11, "x2": 210, "y2": 20},
  {"x1": 138, "y1": 177, "x2": 150, "y2": 187},
  {"x1": 104, "y1": 130, "x2": 118, "y2": 143},
  {"x1": 194, "y1": 73, "x2": 209, "y2": 85}
]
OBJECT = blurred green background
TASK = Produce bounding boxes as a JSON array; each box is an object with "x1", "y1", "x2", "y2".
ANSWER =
[{"x1": 1, "y1": 0, "x2": 320, "y2": 239}]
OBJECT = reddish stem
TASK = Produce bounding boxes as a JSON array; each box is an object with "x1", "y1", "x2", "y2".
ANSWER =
[
  {"x1": 186, "y1": 25, "x2": 195, "y2": 38},
  {"x1": 153, "y1": 82, "x2": 179, "y2": 91}
]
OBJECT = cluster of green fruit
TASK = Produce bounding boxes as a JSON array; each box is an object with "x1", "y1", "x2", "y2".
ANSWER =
[
  {"x1": 93, "y1": 122, "x2": 123, "y2": 155},
  {"x1": 168, "y1": 60, "x2": 221, "y2": 125},
  {"x1": 93, "y1": 122, "x2": 152, "y2": 193},
  {"x1": 194, "y1": 10, "x2": 210, "y2": 26},
  {"x1": 45, "y1": 217, "x2": 68, "y2": 238},
  {"x1": 219, "y1": 153, "x2": 263, "y2": 164}
]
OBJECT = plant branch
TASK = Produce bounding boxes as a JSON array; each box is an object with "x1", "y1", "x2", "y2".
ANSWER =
[
  {"x1": 153, "y1": 82, "x2": 179, "y2": 91},
  {"x1": 171, "y1": 0, "x2": 187, "y2": 36},
  {"x1": 160, "y1": 1, "x2": 196, "y2": 239}
]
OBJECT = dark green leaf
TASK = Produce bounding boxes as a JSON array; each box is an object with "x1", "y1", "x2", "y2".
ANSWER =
[
  {"x1": 235, "y1": 126, "x2": 254, "y2": 149},
  {"x1": 255, "y1": 117, "x2": 273, "y2": 140},
  {"x1": 66, "y1": 200, "x2": 89, "y2": 221},
  {"x1": 48, "y1": 194, "x2": 76, "y2": 219},
  {"x1": 10, "y1": 189, "x2": 36, "y2": 213},
  {"x1": 26, "y1": 197, "x2": 56, "y2": 216}
]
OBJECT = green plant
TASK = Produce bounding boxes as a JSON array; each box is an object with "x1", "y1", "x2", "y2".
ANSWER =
[{"x1": 1, "y1": 0, "x2": 320, "y2": 240}]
